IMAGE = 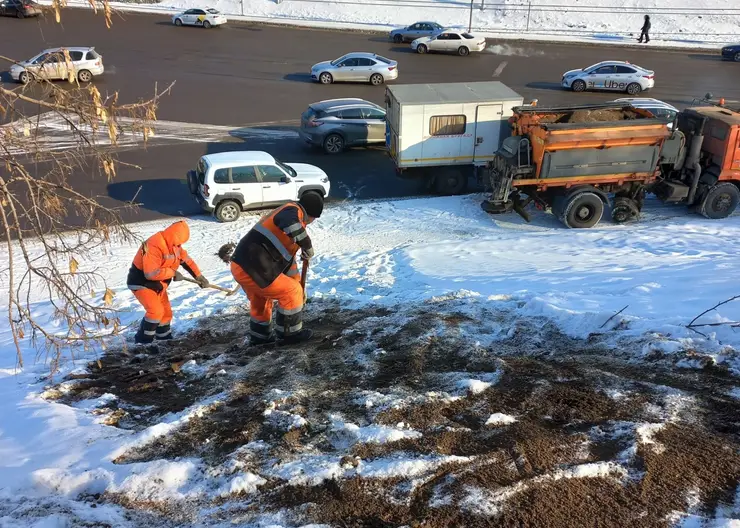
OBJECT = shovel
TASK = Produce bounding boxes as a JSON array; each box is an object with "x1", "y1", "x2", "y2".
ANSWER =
[
  {"x1": 181, "y1": 276, "x2": 240, "y2": 296},
  {"x1": 301, "y1": 258, "x2": 310, "y2": 304}
]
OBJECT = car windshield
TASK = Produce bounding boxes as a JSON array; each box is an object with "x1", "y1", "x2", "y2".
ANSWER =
[
  {"x1": 375, "y1": 55, "x2": 392, "y2": 64},
  {"x1": 330, "y1": 55, "x2": 348, "y2": 66},
  {"x1": 206, "y1": 8, "x2": 219, "y2": 13},
  {"x1": 275, "y1": 159, "x2": 296, "y2": 178}
]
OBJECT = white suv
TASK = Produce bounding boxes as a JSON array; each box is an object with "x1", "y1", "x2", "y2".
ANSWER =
[
  {"x1": 187, "y1": 151, "x2": 331, "y2": 222},
  {"x1": 10, "y1": 47, "x2": 104, "y2": 84}
]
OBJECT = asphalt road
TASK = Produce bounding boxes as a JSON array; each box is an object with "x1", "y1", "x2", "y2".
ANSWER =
[{"x1": 1, "y1": 10, "x2": 738, "y2": 223}]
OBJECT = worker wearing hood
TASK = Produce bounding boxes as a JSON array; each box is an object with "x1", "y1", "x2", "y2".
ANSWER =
[{"x1": 127, "y1": 220, "x2": 209, "y2": 344}]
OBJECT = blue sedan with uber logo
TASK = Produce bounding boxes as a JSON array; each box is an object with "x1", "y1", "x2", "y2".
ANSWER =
[{"x1": 561, "y1": 61, "x2": 655, "y2": 95}]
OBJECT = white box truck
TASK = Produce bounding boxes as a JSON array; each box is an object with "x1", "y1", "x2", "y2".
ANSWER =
[{"x1": 385, "y1": 81, "x2": 524, "y2": 194}]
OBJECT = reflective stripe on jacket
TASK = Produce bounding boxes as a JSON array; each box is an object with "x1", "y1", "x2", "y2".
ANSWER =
[
  {"x1": 127, "y1": 220, "x2": 201, "y2": 291},
  {"x1": 230, "y1": 202, "x2": 313, "y2": 289}
]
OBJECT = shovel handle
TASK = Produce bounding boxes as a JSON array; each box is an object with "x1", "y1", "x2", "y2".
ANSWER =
[
  {"x1": 300, "y1": 258, "x2": 309, "y2": 291},
  {"x1": 181, "y1": 276, "x2": 235, "y2": 294}
]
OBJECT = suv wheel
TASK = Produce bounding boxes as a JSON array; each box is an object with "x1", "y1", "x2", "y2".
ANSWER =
[
  {"x1": 323, "y1": 133, "x2": 344, "y2": 154},
  {"x1": 215, "y1": 200, "x2": 241, "y2": 223}
]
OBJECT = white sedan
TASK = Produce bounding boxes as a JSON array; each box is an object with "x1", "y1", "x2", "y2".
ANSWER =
[
  {"x1": 561, "y1": 61, "x2": 654, "y2": 95},
  {"x1": 411, "y1": 30, "x2": 487, "y2": 56},
  {"x1": 171, "y1": 8, "x2": 227, "y2": 28}
]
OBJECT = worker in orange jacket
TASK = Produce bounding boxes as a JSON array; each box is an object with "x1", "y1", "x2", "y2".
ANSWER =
[
  {"x1": 127, "y1": 220, "x2": 209, "y2": 344},
  {"x1": 230, "y1": 193, "x2": 323, "y2": 345}
]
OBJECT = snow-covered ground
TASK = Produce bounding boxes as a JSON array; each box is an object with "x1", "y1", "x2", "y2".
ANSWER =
[
  {"x1": 3, "y1": 194, "x2": 740, "y2": 525},
  {"x1": 55, "y1": 0, "x2": 740, "y2": 47}
]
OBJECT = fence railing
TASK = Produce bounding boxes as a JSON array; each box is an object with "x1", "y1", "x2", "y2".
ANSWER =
[{"x1": 61, "y1": 0, "x2": 740, "y2": 44}]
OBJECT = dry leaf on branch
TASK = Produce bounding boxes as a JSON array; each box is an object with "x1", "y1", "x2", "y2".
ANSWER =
[
  {"x1": 69, "y1": 257, "x2": 79, "y2": 274},
  {"x1": 103, "y1": 288, "x2": 115, "y2": 306}
]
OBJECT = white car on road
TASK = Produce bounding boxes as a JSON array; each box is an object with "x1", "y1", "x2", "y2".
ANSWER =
[
  {"x1": 10, "y1": 46, "x2": 104, "y2": 84},
  {"x1": 310, "y1": 52, "x2": 398, "y2": 85},
  {"x1": 561, "y1": 61, "x2": 655, "y2": 95},
  {"x1": 187, "y1": 151, "x2": 331, "y2": 222},
  {"x1": 172, "y1": 8, "x2": 227, "y2": 28},
  {"x1": 411, "y1": 30, "x2": 487, "y2": 56}
]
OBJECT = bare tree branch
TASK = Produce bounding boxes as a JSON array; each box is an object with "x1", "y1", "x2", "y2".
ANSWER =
[
  {"x1": 0, "y1": 7, "x2": 172, "y2": 371},
  {"x1": 686, "y1": 295, "x2": 740, "y2": 336}
]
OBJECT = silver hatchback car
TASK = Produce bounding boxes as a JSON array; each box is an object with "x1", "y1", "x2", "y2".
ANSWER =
[
  {"x1": 299, "y1": 98, "x2": 387, "y2": 154},
  {"x1": 310, "y1": 52, "x2": 399, "y2": 86}
]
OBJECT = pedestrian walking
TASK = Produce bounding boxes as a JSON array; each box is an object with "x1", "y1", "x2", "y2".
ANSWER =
[{"x1": 638, "y1": 15, "x2": 651, "y2": 43}]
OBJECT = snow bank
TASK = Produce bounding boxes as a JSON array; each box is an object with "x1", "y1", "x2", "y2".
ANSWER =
[
  {"x1": 43, "y1": 0, "x2": 739, "y2": 47},
  {"x1": 2, "y1": 192, "x2": 740, "y2": 521}
]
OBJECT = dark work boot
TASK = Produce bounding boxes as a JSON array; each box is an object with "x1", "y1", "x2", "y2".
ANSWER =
[
  {"x1": 249, "y1": 334, "x2": 277, "y2": 346},
  {"x1": 134, "y1": 319, "x2": 157, "y2": 344},
  {"x1": 249, "y1": 318, "x2": 276, "y2": 346},
  {"x1": 279, "y1": 329, "x2": 313, "y2": 345},
  {"x1": 155, "y1": 323, "x2": 174, "y2": 341}
]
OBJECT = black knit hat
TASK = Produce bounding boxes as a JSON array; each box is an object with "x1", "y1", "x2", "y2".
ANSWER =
[{"x1": 299, "y1": 193, "x2": 324, "y2": 218}]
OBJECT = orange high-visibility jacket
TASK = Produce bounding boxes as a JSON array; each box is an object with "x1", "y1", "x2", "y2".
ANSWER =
[
  {"x1": 230, "y1": 202, "x2": 312, "y2": 289},
  {"x1": 127, "y1": 220, "x2": 202, "y2": 291}
]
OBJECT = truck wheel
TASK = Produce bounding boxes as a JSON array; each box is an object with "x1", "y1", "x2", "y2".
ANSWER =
[
  {"x1": 571, "y1": 80, "x2": 586, "y2": 92},
  {"x1": 626, "y1": 83, "x2": 642, "y2": 95},
  {"x1": 611, "y1": 196, "x2": 640, "y2": 224},
  {"x1": 434, "y1": 169, "x2": 466, "y2": 195},
  {"x1": 560, "y1": 192, "x2": 604, "y2": 228},
  {"x1": 215, "y1": 200, "x2": 241, "y2": 223},
  {"x1": 700, "y1": 182, "x2": 740, "y2": 219}
]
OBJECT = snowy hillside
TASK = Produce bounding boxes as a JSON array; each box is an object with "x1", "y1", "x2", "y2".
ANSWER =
[{"x1": 2, "y1": 195, "x2": 740, "y2": 525}]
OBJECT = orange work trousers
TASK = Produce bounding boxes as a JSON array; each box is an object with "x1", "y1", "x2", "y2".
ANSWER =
[
  {"x1": 231, "y1": 261, "x2": 304, "y2": 338},
  {"x1": 132, "y1": 287, "x2": 173, "y2": 326}
]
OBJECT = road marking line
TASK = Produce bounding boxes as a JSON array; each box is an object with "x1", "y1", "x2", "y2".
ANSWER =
[{"x1": 492, "y1": 61, "x2": 508, "y2": 78}]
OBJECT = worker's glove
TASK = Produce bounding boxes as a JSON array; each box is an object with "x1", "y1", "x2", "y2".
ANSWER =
[
  {"x1": 173, "y1": 271, "x2": 185, "y2": 282},
  {"x1": 195, "y1": 275, "x2": 210, "y2": 289},
  {"x1": 302, "y1": 247, "x2": 315, "y2": 261}
]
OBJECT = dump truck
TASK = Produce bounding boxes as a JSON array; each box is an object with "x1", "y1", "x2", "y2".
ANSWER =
[
  {"x1": 482, "y1": 101, "x2": 740, "y2": 228},
  {"x1": 385, "y1": 81, "x2": 524, "y2": 194}
]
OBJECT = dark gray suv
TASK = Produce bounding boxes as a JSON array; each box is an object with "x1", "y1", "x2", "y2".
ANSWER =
[{"x1": 299, "y1": 98, "x2": 387, "y2": 154}]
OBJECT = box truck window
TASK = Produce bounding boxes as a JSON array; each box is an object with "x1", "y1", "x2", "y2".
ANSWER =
[{"x1": 430, "y1": 115, "x2": 466, "y2": 136}]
